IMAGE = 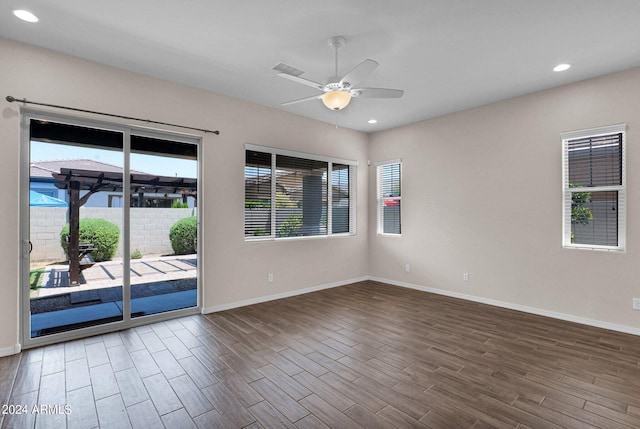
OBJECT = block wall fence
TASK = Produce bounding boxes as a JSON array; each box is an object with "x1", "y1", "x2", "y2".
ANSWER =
[{"x1": 29, "y1": 207, "x2": 195, "y2": 263}]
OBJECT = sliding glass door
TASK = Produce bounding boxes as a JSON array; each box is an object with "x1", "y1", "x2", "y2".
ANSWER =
[
  {"x1": 27, "y1": 120, "x2": 125, "y2": 339},
  {"x1": 128, "y1": 133, "x2": 199, "y2": 318},
  {"x1": 21, "y1": 112, "x2": 200, "y2": 347}
]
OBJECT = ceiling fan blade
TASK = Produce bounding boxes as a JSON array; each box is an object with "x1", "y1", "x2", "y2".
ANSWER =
[
  {"x1": 278, "y1": 73, "x2": 327, "y2": 91},
  {"x1": 339, "y1": 59, "x2": 379, "y2": 88},
  {"x1": 281, "y1": 94, "x2": 323, "y2": 106},
  {"x1": 352, "y1": 88, "x2": 404, "y2": 98}
]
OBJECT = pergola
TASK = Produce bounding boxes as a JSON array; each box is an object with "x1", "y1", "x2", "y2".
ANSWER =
[{"x1": 52, "y1": 167, "x2": 197, "y2": 284}]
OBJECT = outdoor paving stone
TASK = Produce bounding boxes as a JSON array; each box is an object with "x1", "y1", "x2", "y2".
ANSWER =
[
  {"x1": 81, "y1": 273, "x2": 111, "y2": 283},
  {"x1": 172, "y1": 258, "x2": 197, "y2": 270},
  {"x1": 69, "y1": 290, "x2": 100, "y2": 304},
  {"x1": 150, "y1": 261, "x2": 182, "y2": 273},
  {"x1": 131, "y1": 285, "x2": 153, "y2": 299},
  {"x1": 177, "y1": 257, "x2": 197, "y2": 266},
  {"x1": 82, "y1": 265, "x2": 112, "y2": 280},
  {"x1": 148, "y1": 282, "x2": 177, "y2": 294},
  {"x1": 98, "y1": 288, "x2": 123, "y2": 303},
  {"x1": 102, "y1": 264, "x2": 124, "y2": 278},
  {"x1": 42, "y1": 269, "x2": 70, "y2": 288},
  {"x1": 130, "y1": 262, "x2": 161, "y2": 275},
  {"x1": 36, "y1": 255, "x2": 197, "y2": 300}
]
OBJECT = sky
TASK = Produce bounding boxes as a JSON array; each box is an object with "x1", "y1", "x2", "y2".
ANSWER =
[{"x1": 31, "y1": 141, "x2": 197, "y2": 178}]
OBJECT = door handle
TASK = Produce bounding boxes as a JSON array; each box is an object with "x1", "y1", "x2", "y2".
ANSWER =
[{"x1": 22, "y1": 239, "x2": 31, "y2": 258}]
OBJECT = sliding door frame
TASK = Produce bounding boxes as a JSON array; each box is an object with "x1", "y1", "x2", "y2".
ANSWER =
[{"x1": 20, "y1": 109, "x2": 202, "y2": 349}]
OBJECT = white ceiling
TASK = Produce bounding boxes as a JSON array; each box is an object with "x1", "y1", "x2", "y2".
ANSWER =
[{"x1": 2, "y1": 0, "x2": 640, "y2": 132}]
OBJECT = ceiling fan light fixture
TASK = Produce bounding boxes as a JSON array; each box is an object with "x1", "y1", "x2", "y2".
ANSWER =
[
  {"x1": 279, "y1": 35, "x2": 402, "y2": 111},
  {"x1": 322, "y1": 91, "x2": 351, "y2": 110}
]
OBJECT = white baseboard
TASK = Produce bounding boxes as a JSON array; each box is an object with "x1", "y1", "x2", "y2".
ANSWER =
[
  {"x1": 370, "y1": 276, "x2": 640, "y2": 337},
  {"x1": 202, "y1": 276, "x2": 369, "y2": 314},
  {"x1": 0, "y1": 344, "x2": 21, "y2": 357}
]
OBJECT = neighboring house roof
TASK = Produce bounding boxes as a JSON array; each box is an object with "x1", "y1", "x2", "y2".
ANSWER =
[
  {"x1": 30, "y1": 163, "x2": 59, "y2": 179},
  {"x1": 30, "y1": 159, "x2": 149, "y2": 179}
]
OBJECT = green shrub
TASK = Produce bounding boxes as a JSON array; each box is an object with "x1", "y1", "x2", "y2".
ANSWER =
[
  {"x1": 245, "y1": 200, "x2": 270, "y2": 209},
  {"x1": 276, "y1": 192, "x2": 298, "y2": 208},
  {"x1": 171, "y1": 201, "x2": 189, "y2": 208},
  {"x1": 569, "y1": 184, "x2": 593, "y2": 225},
  {"x1": 278, "y1": 214, "x2": 302, "y2": 237},
  {"x1": 29, "y1": 268, "x2": 44, "y2": 293},
  {"x1": 131, "y1": 249, "x2": 143, "y2": 259},
  {"x1": 169, "y1": 216, "x2": 198, "y2": 254},
  {"x1": 253, "y1": 227, "x2": 270, "y2": 236},
  {"x1": 60, "y1": 218, "x2": 120, "y2": 262}
]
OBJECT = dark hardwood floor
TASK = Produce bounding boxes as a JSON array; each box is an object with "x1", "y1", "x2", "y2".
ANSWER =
[{"x1": 2, "y1": 280, "x2": 640, "y2": 428}]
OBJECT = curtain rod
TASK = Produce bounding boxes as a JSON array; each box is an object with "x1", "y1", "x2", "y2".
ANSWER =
[{"x1": 5, "y1": 96, "x2": 220, "y2": 135}]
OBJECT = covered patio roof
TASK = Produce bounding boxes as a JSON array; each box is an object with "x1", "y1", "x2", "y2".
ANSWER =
[{"x1": 53, "y1": 167, "x2": 197, "y2": 195}]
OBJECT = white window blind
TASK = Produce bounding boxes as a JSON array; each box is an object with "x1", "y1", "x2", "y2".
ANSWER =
[
  {"x1": 245, "y1": 145, "x2": 356, "y2": 240},
  {"x1": 377, "y1": 160, "x2": 401, "y2": 235},
  {"x1": 562, "y1": 124, "x2": 625, "y2": 251},
  {"x1": 245, "y1": 150, "x2": 272, "y2": 237},
  {"x1": 331, "y1": 163, "x2": 351, "y2": 234},
  {"x1": 276, "y1": 155, "x2": 327, "y2": 237}
]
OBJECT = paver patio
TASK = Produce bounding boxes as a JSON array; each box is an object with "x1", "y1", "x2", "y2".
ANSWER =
[{"x1": 36, "y1": 254, "x2": 197, "y2": 297}]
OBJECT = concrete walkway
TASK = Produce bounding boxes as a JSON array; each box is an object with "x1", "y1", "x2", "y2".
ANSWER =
[{"x1": 37, "y1": 255, "x2": 197, "y2": 297}]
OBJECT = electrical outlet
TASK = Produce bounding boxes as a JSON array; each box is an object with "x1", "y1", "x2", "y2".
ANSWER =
[
  {"x1": 405, "y1": 264, "x2": 411, "y2": 273},
  {"x1": 267, "y1": 273, "x2": 274, "y2": 283},
  {"x1": 463, "y1": 273, "x2": 469, "y2": 282},
  {"x1": 633, "y1": 298, "x2": 640, "y2": 310}
]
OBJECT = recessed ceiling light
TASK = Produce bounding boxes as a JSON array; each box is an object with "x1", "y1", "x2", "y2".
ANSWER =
[
  {"x1": 13, "y1": 9, "x2": 38, "y2": 23},
  {"x1": 368, "y1": 119, "x2": 378, "y2": 124},
  {"x1": 553, "y1": 63, "x2": 571, "y2": 72}
]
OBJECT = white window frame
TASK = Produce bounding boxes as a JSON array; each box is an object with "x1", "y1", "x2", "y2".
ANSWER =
[
  {"x1": 245, "y1": 144, "x2": 357, "y2": 241},
  {"x1": 561, "y1": 123, "x2": 626, "y2": 251},
  {"x1": 377, "y1": 159, "x2": 402, "y2": 236}
]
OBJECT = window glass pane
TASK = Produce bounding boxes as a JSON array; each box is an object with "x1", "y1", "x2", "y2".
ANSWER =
[
  {"x1": 383, "y1": 199, "x2": 401, "y2": 234},
  {"x1": 332, "y1": 164, "x2": 350, "y2": 234},
  {"x1": 129, "y1": 135, "x2": 199, "y2": 318},
  {"x1": 380, "y1": 163, "x2": 401, "y2": 197},
  {"x1": 378, "y1": 162, "x2": 401, "y2": 235},
  {"x1": 245, "y1": 151, "x2": 272, "y2": 238},
  {"x1": 276, "y1": 155, "x2": 327, "y2": 237},
  {"x1": 571, "y1": 190, "x2": 618, "y2": 247},
  {"x1": 29, "y1": 121, "x2": 125, "y2": 337},
  {"x1": 567, "y1": 133, "x2": 622, "y2": 187}
]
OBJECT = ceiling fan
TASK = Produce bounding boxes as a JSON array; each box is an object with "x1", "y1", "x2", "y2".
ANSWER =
[{"x1": 277, "y1": 36, "x2": 404, "y2": 111}]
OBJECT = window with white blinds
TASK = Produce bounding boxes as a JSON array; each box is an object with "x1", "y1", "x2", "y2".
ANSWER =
[
  {"x1": 377, "y1": 160, "x2": 401, "y2": 235},
  {"x1": 331, "y1": 163, "x2": 351, "y2": 234},
  {"x1": 562, "y1": 124, "x2": 625, "y2": 251},
  {"x1": 245, "y1": 145, "x2": 356, "y2": 240}
]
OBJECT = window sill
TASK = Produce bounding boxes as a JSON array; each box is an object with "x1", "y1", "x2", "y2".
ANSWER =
[
  {"x1": 245, "y1": 233, "x2": 356, "y2": 243},
  {"x1": 563, "y1": 244, "x2": 624, "y2": 253}
]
